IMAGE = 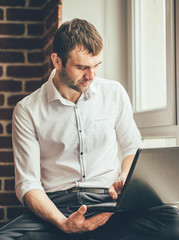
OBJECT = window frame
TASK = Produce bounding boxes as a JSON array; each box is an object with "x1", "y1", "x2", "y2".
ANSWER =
[{"x1": 127, "y1": 0, "x2": 179, "y2": 144}]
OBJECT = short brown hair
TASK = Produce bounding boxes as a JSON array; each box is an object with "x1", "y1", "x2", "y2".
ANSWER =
[{"x1": 53, "y1": 18, "x2": 103, "y2": 67}]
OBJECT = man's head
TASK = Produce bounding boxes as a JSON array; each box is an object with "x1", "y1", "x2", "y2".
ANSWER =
[{"x1": 53, "y1": 18, "x2": 103, "y2": 67}]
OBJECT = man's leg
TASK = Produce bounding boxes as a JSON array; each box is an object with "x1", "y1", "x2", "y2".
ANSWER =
[
  {"x1": 0, "y1": 192, "x2": 101, "y2": 240},
  {"x1": 0, "y1": 212, "x2": 89, "y2": 240},
  {"x1": 0, "y1": 212, "x2": 52, "y2": 240},
  {"x1": 89, "y1": 205, "x2": 179, "y2": 240},
  {"x1": 129, "y1": 205, "x2": 179, "y2": 240}
]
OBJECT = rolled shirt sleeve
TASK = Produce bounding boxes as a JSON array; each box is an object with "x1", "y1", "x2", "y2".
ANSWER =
[
  {"x1": 115, "y1": 84, "x2": 143, "y2": 159},
  {"x1": 12, "y1": 103, "x2": 44, "y2": 204}
]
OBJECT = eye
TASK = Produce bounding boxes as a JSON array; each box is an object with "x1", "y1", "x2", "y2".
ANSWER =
[
  {"x1": 78, "y1": 66, "x2": 88, "y2": 70},
  {"x1": 81, "y1": 67, "x2": 87, "y2": 70}
]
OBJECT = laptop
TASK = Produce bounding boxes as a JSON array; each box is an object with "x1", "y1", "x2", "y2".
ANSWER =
[{"x1": 71, "y1": 147, "x2": 179, "y2": 213}]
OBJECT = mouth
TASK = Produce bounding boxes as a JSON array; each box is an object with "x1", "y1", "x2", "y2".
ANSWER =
[{"x1": 79, "y1": 80, "x2": 91, "y2": 86}]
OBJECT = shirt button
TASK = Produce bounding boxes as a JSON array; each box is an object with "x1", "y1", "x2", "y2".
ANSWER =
[
  {"x1": 80, "y1": 152, "x2": 83, "y2": 155},
  {"x1": 79, "y1": 130, "x2": 82, "y2": 133}
]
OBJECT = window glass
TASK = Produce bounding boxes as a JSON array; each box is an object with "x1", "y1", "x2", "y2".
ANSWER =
[{"x1": 133, "y1": 0, "x2": 167, "y2": 112}]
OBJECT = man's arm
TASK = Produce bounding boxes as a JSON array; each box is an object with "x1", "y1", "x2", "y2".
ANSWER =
[
  {"x1": 24, "y1": 189, "x2": 113, "y2": 233},
  {"x1": 108, "y1": 154, "x2": 135, "y2": 199}
]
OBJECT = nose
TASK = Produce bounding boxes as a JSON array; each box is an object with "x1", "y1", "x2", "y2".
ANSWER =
[{"x1": 84, "y1": 67, "x2": 95, "y2": 80}]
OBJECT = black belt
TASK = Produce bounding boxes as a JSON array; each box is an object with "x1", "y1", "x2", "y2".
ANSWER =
[{"x1": 61, "y1": 187, "x2": 109, "y2": 194}]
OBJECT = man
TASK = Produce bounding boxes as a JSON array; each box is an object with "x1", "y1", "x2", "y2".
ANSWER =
[{"x1": 0, "y1": 18, "x2": 179, "y2": 240}]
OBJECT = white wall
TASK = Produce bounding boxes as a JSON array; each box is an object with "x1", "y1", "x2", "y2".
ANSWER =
[{"x1": 62, "y1": 0, "x2": 128, "y2": 89}]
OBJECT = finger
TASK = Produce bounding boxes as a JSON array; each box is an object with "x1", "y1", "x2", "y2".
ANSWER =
[
  {"x1": 115, "y1": 181, "x2": 123, "y2": 194},
  {"x1": 88, "y1": 213, "x2": 113, "y2": 230},
  {"x1": 74, "y1": 205, "x2": 87, "y2": 219},
  {"x1": 108, "y1": 185, "x2": 118, "y2": 199},
  {"x1": 97, "y1": 212, "x2": 113, "y2": 225},
  {"x1": 88, "y1": 212, "x2": 113, "y2": 224}
]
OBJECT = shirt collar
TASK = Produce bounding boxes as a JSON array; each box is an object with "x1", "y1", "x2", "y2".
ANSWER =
[
  {"x1": 47, "y1": 69, "x2": 97, "y2": 105},
  {"x1": 47, "y1": 69, "x2": 63, "y2": 103}
]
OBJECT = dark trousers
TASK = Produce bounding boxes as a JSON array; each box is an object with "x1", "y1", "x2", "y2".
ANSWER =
[{"x1": 0, "y1": 191, "x2": 179, "y2": 240}]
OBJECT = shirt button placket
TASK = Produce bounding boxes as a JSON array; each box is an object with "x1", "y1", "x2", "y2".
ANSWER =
[{"x1": 75, "y1": 105, "x2": 85, "y2": 182}]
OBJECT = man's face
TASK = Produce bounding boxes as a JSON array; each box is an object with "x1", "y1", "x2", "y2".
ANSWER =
[{"x1": 57, "y1": 47, "x2": 102, "y2": 93}]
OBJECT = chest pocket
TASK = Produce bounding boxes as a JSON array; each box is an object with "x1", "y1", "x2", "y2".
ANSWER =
[
  {"x1": 86, "y1": 111, "x2": 117, "y2": 128},
  {"x1": 92, "y1": 115, "x2": 116, "y2": 129},
  {"x1": 83, "y1": 114, "x2": 117, "y2": 153}
]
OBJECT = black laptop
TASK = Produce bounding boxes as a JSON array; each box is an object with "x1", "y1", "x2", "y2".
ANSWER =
[{"x1": 84, "y1": 147, "x2": 179, "y2": 213}]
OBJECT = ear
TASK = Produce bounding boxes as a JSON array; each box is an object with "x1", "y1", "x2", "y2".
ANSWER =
[{"x1": 51, "y1": 53, "x2": 62, "y2": 70}]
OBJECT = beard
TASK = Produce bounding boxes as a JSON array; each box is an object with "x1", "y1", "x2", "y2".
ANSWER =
[{"x1": 59, "y1": 67, "x2": 92, "y2": 93}]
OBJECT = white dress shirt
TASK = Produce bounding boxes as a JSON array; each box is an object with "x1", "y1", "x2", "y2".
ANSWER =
[{"x1": 12, "y1": 69, "x2": 142, "y2": 204}]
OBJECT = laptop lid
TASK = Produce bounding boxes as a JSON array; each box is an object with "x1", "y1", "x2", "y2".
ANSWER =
[{"x1": 117, "y1": 146, "x2": 179, "y2": 212}]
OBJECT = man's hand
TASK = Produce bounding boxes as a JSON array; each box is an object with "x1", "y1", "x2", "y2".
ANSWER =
[
  {"x1": 109, "y1": 154, "x2": 135, "y2": 199},
  {"x1": 59, "y1": 205, "x2": 113, "y2": 233},
  {"x1": 108, "y1": 176, "x2": 126, "y2": 200}
]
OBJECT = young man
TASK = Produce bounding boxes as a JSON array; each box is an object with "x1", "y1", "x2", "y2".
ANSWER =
[{"x1": 0, "y1": 18, "x2": 178, "y2": 240}]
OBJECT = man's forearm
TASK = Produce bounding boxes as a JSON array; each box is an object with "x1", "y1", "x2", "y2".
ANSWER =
[
  {"x1": 24, "y1": 189, "x2": 67, "y2": 230},
  {"x1": 120, "y1": 154, "x2": 135, "y2": 179},
  {"x1": 24, "y1": 189, "x2": 113, "y2": 234}
]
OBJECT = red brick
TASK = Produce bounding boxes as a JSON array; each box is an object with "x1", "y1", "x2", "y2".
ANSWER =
[
  {"x1": 0, "y1": 94, "x2": 4, "y2": 105},
  {"x1": 46, "y1": 6, "x2": 58, "y2": 29},
  {"x1": 27, "y1": 23, "x2": 44, "y2": 36},
  {"x1": 4, "y1": 179, "x2": 15, "y2": 191},
  {"x1": 0, "y1": 208, "x2": 4, "y2": 220},
  {"x1": 7, "y1": 8, "x2": 44, "y2": 21},
  {"x1": 43, "y1": 23, "x2": 58, "y2": 47},
  {"x1": 0, "y1": 109, "x2": 13, "y2": 120},
  {"x1": 0, "y1": 137, "x2": 12, "y2": 149},
  {"x1": 27, "y1": 51, "x2": 45, "y2": 63},
  {"x1": 0, "y1": 123, "x2": 3, "y2": 133},
  {"x1": 6, "y1": 123, "x2": 12, "y2": 134},
  {"x1": 44, "y1": 43, "x2": 53, "y2": 57},
  {"x1": 25, "y1": 80, "x2": 45, "y2": 92},
  {"x1": 0, "y1": 151, "x2": 14, "y2": 163},
  {"x1": 0, "y1": 193, "x2": 20, "y2": 206},
  {"x1": 8, "y1": 94, "x2": 27, "y2": 106},
  {"x1": 0, "y1": 23, "x2": 24, "y2": 35},
  {"x1": 28, "y1": 0, "x2": 47, "y2": 7},
  {"x1": 7, "y1": 65, "x2": 45, "y2": 78},
  {"x1": 44, "y1": 0, "x2": 58, "y2": 13},
  {"x1": 0, "y1": 165, "x2": 14, "y2": 177},
  {"x1": 0, "y1": 0, "x2": 25, "y2": 6},
  {"x1": 0, "y1": 66, "x2": 3, "y2": 76},
  {"x1": 0, "y1": 38, "x2": 42, "y2": 50},
  {"x1": 0, "y1": 9, "x2": 3, "y2": 20},
  {"x1": 0, "y1": 51, "x2": 24, "y2": 63},
  {"x1": 0, "y1": 80, "x2": 22, "y2": 92},
  {"x1": 7, "y1": 206, "x2": 28, "y2": 219}
]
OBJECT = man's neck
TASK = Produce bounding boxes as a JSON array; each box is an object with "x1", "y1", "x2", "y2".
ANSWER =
[{"x1": 53, "y1": 75, "x2": 81, "y2": 104}]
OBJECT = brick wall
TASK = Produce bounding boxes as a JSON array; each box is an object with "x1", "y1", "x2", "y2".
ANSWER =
[{"x1": 0, "y1": 0, "x2": 62, "y2": 225}]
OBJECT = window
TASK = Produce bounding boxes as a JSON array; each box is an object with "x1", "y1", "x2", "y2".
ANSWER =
[
  {"x1": 128, "y1": 0, "x2": 179, "y2": 147},
  {"x1": 133, "y1": 0, "x2": 167, "y2": 112}
]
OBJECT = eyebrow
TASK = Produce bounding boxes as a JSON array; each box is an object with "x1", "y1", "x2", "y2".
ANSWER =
[{"x1": 75, "y1": 61, "x2": 102, "y2": 69}]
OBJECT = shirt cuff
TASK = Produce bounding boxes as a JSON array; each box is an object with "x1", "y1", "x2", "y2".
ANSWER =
[{"x1": 15, "y1": 181, "x2": 45, "y2": 205}]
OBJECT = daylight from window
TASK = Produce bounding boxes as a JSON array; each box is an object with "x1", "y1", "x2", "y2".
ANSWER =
[{"x1": 133, "y1": 0, "x2": 167, "y2": 112}]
